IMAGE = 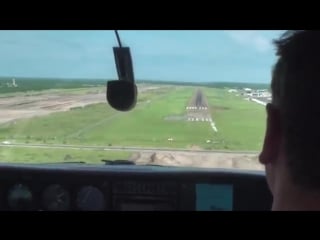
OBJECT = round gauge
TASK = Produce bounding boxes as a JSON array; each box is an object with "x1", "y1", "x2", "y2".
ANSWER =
[
  {"x1": 7, "y1": 184, "x2": 33, "y2": 211},
  {"x1": 42, "y1": 184, "x2": 71, "y2": 211},
  {"x1": 76, "y1": 186, "x2": 105, "y2": 211}
]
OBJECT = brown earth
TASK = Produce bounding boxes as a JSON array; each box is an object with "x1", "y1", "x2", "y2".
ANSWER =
[
  {"x1": 0, "y1": 85, "x2": 161, "y2": 124},
  {"x1": 130, "y1": 151, "x2": 263, "y2": 170}
]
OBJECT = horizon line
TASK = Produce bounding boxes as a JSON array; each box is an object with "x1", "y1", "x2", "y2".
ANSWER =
[{"x1": 0, "y1": 76, "x2": 270, "y2": 85}]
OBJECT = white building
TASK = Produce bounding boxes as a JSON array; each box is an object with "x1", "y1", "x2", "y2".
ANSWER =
[
  {"x1": 228, "y1": 89, "x2": 238, "y2": 93},
  {"x1": 6, "y1": 78, "x2": 18, "y2": 88}
]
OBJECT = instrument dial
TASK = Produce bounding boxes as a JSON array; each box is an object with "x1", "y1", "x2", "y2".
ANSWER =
[
  {"x1": 42, "y1": 184, "x2": 71, "y2": 211},
  {"x1": 76, "y1": 186, "x2": 105, "y2": 211},
  {"x1": 7, "y1": 184, "x2": 33, "y2": 211}
]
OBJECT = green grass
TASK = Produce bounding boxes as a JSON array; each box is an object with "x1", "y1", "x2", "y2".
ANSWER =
[
  {"x1": 0, "y1": 103, "x2": 118, "y2": 143},
  {"x1": 79, "y1": 87, "x2": 213, "y2": 148},
  {"x1": 0, "y1": 86, "x2": 267, "y2": 163},
  {"x1": 0, "y1": 86, "x2": 214, "y2": 149},
  {"x1": 0, "y1": 147, "x2": 131, "y2": 164},
  {"x1": 203, "y1": 88, "x2": 266, "y2": 150}
]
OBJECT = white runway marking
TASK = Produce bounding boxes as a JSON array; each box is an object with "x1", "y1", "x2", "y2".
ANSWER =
[
  {"x1": 251, "y1": 98, "x2": 267, "y2": 106},
  {"x1": 210, "y1": 121, "x2": 218, "y2": 132}
]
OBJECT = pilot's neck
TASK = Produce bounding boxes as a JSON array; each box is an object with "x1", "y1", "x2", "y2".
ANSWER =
[{"x1": 272, "y1": 179, "x2": 320, "y2": 211}]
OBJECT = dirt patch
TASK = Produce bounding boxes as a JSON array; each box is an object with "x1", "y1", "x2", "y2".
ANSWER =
[
  {"x1": 132, "y1": 151, "x2": 263, "y2": 171},
  {"x1": 187, "y1": 145, "x2": 203, "y2": 150},
  {"x1": 129, "y1": 152, "x2": 141, "y2": 161},
  {"x1": 0, "y1": 91, "x2": 106, "y2": 124},
  {"x1": 0, "y1": 84, "x2": 161, "y2": 125}
]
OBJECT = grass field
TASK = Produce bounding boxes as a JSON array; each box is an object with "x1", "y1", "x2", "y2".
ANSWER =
[
  {"x1": 0, "y1": 84, "x2": 267, "y2": 163},
  {"x1": 204, "y1": 88, "x2": 266, "y2": 150},
  {"x1": 0, "y1": 87, "x2": 213, "y2": 148},
  {"x1": 0, "y1": 147, "x2": 131, "y2": 164}
]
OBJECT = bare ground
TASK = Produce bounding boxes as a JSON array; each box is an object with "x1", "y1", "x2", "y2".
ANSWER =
[
  {"x1": 130, "y1": 151, "x2": 263, "y2": 170},
  {"x1": 0, "y1": 85, "x2": 161, "y2": 124},
  {"x1": 0, "y1": 92, "x2": 105, "y2": 124}
]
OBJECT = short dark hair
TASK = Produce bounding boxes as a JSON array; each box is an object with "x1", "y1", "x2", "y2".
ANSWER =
[{"x1": 272, "y1": 30, "x2": 320, "y2": 189}]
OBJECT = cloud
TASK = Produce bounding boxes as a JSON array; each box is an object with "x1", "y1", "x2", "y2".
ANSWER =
[{"x1": 225, "y1": 30, "x2": 276, "y2": 53}]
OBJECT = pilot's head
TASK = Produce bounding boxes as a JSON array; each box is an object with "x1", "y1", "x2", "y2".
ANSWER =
[{"x1": 259, "y1": 30, "x2": 320, "y2": 210}]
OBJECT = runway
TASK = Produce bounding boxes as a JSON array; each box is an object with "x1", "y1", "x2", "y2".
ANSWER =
[{"x1": 185, "y1": 89, "x2": 217, "y2": 132}]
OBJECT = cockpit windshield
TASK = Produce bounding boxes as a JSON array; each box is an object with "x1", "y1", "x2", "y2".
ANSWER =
[{"x1": 0, "y1": 30, "x2": 283, "y2": 169}]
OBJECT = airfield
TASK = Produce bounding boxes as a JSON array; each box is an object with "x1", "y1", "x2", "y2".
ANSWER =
[
  {"x1": 0, "y1": 85, "x2": 159, "y2": 124},
  {"x1": 0, "y1": 83, "x2": 267, "y2": 170}
]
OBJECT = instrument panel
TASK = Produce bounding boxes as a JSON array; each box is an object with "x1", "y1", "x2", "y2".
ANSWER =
[
  {"x1": 0, "y1": 163, "x2": 272, "y2": 211},
  {"x1": 3, "y1": 183, "x2": 110, "y2": 211}
]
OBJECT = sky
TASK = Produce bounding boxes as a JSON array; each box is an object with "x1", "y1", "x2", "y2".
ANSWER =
[{"x1": 0, "y1": 30, "x2": 284, "y2": 83}]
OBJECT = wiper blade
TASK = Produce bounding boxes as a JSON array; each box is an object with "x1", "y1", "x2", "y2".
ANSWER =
[
  {"x1": 45, "y1": 161, "x2": 87, "y2": 164},
  {"x1": 144, "y1": 164, "x2": 165, "y2": 167},
  {"x1": 101, "y1": 160, "x2": 135, "y2": 165}
]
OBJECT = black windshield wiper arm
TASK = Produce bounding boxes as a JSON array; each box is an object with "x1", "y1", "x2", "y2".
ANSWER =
[
  {"x1": 45, "y1": 161, "x2": 87, "y2": 164},
  {"x1": 101, "y1": 160, "x2": 135, "y2": 165}
]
